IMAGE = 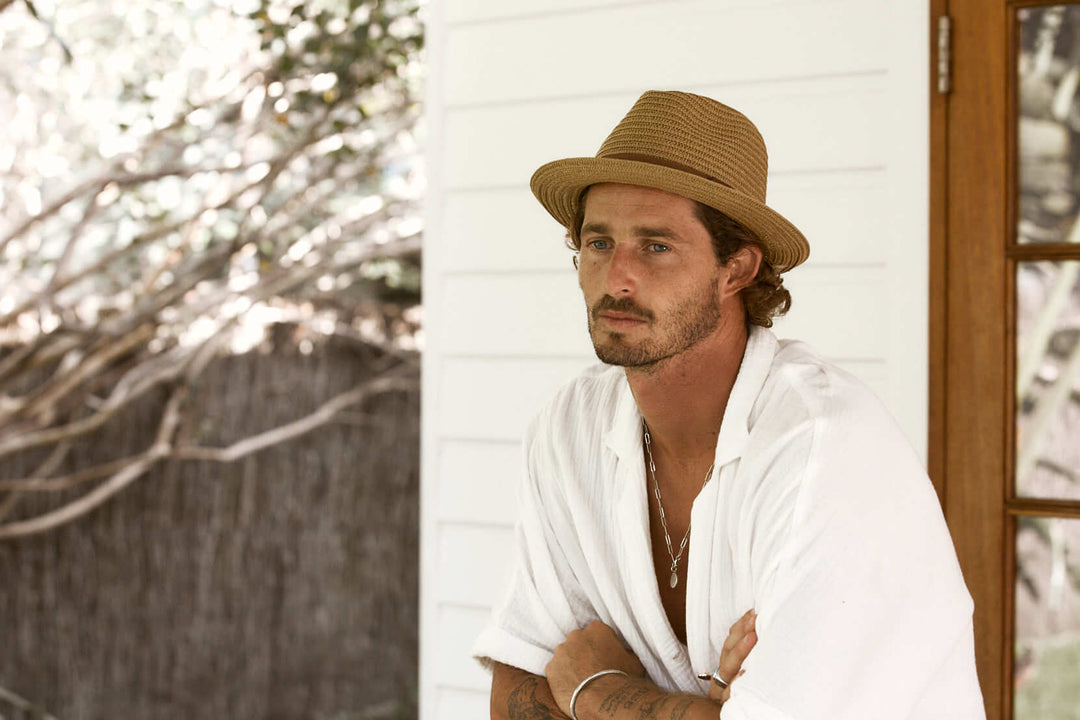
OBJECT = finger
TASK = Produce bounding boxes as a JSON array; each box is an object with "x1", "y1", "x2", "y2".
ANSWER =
[
  {"x1": 721, "y1": 610, "x2": 755, "y2": 652},
  {"x1": 708, "y1": 666, "x2": 750, "y2": 698},
  {"x1": 720, "y1": 611, "x2": 755, "y2": 661},
  {"x1": 711, "y1": 615, "x2": 757, "y2": 698},
  {"x1": 722, "y1": 625, "x2": 756, "y2": 673}
]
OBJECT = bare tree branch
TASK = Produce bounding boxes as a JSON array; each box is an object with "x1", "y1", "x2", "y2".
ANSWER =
[
  {"x1": 0, "y1": 454, "x2": 139, "y2": 493},
  {"x1": 0, "y1": 385, "x2": 186, "y2": 540},
  {"x1": 0, "y1": 0, "x2": 424, "y2": 540},
  {"x1": 173, "y1": 368, "x2": 417, "y2": 463},
  {"x1": 42, "y1": 191, "x2": 104, "y2": 308},
  {"x1": 0, "y1": 681, "x2": 60, "y2": 720},
  {"x1": 6, "y1": 323, "x2": 155, "y2": 426},
  {"x1": 0, "y1": 176, "x2": 104, "y2": 257},
  {"x1": 0, "y1": 158, "x2": 273, "y2": 260},
  {"x1": 0, "y1": 330, "x2": 228, "y2": 459},
  {"x1": 0, "y1": 439, "x2": 70, "y2": 521},
  {"x1": 0, "y1": 358, "x2": 416, "y2": 538}
]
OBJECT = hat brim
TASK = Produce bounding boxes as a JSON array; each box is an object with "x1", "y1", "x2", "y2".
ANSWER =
[{"x1": 530, "y1": 157, "x2": 809, "y2": 272}]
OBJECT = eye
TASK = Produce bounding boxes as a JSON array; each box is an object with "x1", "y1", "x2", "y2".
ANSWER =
[
  {"x1": 586, "y1": 238, "x2": 611, "y2": 251},
  {"x1": 647, "y1": 242, "x2": 671, "y2": 253}
]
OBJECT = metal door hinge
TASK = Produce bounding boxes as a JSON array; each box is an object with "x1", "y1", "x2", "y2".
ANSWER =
[{"x1": 937, "y1": 15, "x2": 952, "y2": 94}]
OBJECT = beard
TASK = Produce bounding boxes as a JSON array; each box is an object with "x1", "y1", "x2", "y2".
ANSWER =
[{"x1": 586, "y1": 281, "x2": 722, "y2": 368}]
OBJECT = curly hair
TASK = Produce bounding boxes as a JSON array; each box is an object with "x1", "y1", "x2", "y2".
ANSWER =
[
  {"x1": 691, "y1": 202, "x2": 791, "y2": 328},
  {"x1": 566, "y1": 190, "x2": 792, "y2": 328}
]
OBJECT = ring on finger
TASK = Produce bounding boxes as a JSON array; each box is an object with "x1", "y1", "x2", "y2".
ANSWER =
[{"x1": 695, "y1": 669, "x2": 730, "y2": 690}]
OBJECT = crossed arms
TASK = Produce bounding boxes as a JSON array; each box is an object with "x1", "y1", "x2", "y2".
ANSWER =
[{"x1": 491, "y1": 612, "x2": 757, "y2": 720}]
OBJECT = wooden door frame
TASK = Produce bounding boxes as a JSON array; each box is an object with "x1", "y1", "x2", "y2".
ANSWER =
[{"x1": 929, "y1": 2, "x2": 1009, "y2": 719}]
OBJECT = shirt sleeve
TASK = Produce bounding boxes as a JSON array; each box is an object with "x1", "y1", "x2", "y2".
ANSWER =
[
  {"x1": 721, "y1": 371, "x2": 984, "y2": 720},
  {"x1": 472, "y1": 415, "x2": 596, "y2": 676}
]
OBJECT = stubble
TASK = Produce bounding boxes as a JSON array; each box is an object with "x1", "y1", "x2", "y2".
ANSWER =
[{"x1": 586, "y1": 280, "x2": 722, "y2": 369}]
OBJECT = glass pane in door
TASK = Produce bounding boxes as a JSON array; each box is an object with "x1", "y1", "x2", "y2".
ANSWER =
[
  {"x1": 1018, "y1": 5, "x2": 1080, "y2": 245},
  {"x1": 1013, "y1": 516, "x2": 1080, "y2": 719},
  {"x1": 1015, "y1": 261, "x2": 1080, "y2": 500}
]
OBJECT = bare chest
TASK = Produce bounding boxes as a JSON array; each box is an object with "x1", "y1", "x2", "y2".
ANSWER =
[{"x1": 645, "y1": 472, "x2": 695, "y2": 645}]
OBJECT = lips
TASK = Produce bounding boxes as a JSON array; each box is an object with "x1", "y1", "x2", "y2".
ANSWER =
[
  {"x1": 592, "y1": 295, "x2": 651, "y2": 317},
  {"x1": 597, "y1": 311, "x2": 648, "y2": 329}
]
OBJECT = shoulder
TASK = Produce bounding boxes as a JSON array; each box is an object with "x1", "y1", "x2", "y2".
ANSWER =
[
  {"x1": 751, "y1": 338, "x2": 903, "y2": 451},
  {"x1": 519, "y1": 363, "x2": 626, "y2": 511},
  {"x1": 741, "y1": 337, "x2": 930, "y2": 514},
  {"x1": 537, "y1": 362, "x2": 624, "y2": 419},
  {"x1": 530, "y1": 363, "x2": 623, "y2": 431},
  {"x1": 525, "y1": 362, "x2": 625, "y2": 458}
]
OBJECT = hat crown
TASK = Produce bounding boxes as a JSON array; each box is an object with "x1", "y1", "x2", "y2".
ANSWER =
[{"x1": 596, "y1": 91, "x2": 769, "y2": 202}]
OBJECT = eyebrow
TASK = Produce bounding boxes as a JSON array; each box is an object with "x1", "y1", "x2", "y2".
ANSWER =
[{"x1": 580, "y1": 222, "x2": 679, "y2": 240}]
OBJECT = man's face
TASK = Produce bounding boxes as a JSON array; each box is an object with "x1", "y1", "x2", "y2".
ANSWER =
[{"x1": 577, "y1": 183, "x2": 726, "y2": 368}]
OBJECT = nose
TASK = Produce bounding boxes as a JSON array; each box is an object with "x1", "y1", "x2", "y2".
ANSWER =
[{"x1": 604, "y1": 245, "x2": 638, "y2": 296}]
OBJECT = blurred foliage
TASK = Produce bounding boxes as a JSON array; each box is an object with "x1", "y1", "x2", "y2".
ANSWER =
[
  {"x1": 0, "y1": 0, "x2": 424, "y2": 352},
  {"x1": 1014, "y1": 634, "x2": 1080, "y2": 720},
  {"x1": 0, "y1": 0, "x2": 424, "y2": 538}
]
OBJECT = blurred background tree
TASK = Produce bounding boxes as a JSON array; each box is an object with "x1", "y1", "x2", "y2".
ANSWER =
[
  {"x1": 0, "y1": 0, "x2": 422, "y2": 534},
  {"x1": 0, "y1": 1, "x2": 423, "y2": 717}
]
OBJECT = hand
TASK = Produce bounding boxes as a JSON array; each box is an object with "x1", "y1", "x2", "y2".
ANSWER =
[
  {"x1": 545, "y1": 620, "x2": 647, "y2": 716},
  {"x1": 706, "y1": 609, "x2": 757, "y2": 704}
]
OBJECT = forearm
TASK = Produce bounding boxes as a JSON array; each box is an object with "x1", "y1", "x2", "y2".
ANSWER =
[
  {"x1": 492, "y1": 663, "x2": 721, "y2": 720},
  {"x1": 494, "y1": 613, "x2": 753, "y2": 720},
  {"x1": 492, "y1": 662, "x2": 571, "y2": 720},
  {"x1": 574, "y1": 674, "x2": 723, "y2": 720}
]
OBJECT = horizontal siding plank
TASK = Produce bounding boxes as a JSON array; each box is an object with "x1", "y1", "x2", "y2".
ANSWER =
[
  {"x1": 438, "y1": 523, "x2": 516, "y2": 606},
  {"x1": 772, "y1": 267, "x2": 887, "y2": 360},
  {"x1": 768, "y1": 171, "x2": 888, "y2": 267},
  {"x1": 441, "y1": 267, "x2": 887, "y2": 360},
  {"x1": 437, "y1": 440, "x2": 521, "y2": 523},
  {"x1": 445, "y1": 0, "x2": 821, "y2": 25},
  {"x1": 443, "y1": 0, "x2": 886, "y2": 106},
  {"x1": 441, "y1": 187, "x2": 571, "y2": 272},
  {"x1": 440, "y1": 171, "x2": 888, "y2": 273},
  {"x1": 445, "y1": 0, "x2": 626, "y2": 24},
  {"x1": 436, "y1": 687, "x2": 490, "y2": 720},
  {"x1": 442, "y1": 76, "x2": 886, "y2": 190},
  {"x1": 436, "y1": 604, "x2": 495, "y2": 691},
  {"x1": 441, "y1": 95, "x2": 624, "y2": 189},
  {"x1": 439, "y1": 357, "x2": 594, "y2": 440},
  {"x1": 441, "y1": 272, "x2": 590, "y2": 357}
]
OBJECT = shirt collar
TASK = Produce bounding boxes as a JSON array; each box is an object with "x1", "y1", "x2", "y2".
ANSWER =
[{"x1": 604, "y1": 325, "x2": 779, "y2": 468}]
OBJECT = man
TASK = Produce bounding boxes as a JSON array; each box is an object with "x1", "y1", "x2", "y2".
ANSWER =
[{"x1": 472, "y1": 91, "x2": 985, "y2": 720}]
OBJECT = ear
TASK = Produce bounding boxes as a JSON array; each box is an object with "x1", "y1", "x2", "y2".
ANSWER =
[{"x1": 720, "y1": 245, "x2": 763, "y2": 299}]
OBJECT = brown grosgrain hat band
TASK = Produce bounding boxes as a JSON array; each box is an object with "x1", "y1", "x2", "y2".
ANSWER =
[{"x1": 530, "y1": 91, "x2": 810, "y2": 273}]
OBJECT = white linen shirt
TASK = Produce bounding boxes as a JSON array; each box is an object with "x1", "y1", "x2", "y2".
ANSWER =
[{"x1": 473, "y1": 327, "x2": 986, "y2": 720}]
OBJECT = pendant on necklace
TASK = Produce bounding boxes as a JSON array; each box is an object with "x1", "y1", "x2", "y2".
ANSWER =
[{"x1": 670, "y1": 572, "x2": 679, "y2": 589}]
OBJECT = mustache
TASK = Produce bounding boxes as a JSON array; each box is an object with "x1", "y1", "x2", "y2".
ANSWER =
[{"x1": 590, "y1": 295, "x2": 654, "y2": 322}]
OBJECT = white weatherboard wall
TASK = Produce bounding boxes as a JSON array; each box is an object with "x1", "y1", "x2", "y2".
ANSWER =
[{"x1": 420, "y1": 1, "x2": 930, "y2": 717}]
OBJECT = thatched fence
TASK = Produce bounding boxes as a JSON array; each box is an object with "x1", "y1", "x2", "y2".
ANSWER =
[{"x1": 0, "y1": 335, "x2": 419, "y2": 720}]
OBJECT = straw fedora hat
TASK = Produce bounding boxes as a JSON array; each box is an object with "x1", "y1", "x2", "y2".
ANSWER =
[{"x1": 530, "y1": 90, "x2": 810, "y2": 272}]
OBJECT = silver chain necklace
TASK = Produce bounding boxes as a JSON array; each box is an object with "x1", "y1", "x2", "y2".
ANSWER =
[{"x1": 642, "y1": 420, "x2": 715, "y2": 589}]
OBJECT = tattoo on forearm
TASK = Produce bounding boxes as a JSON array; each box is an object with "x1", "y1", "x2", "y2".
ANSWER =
[
  {"x1": 598, "y1": 682, "x2": 650, "y2": 715},
  {"x1": 608, "y1": 690, "x2": 707, "y2": 720},
  {"x1": 668, "y1": 697, "x2": 695, "y2": 720},
  {"x1": 635, "y1": 696, "x2": 662, "y2": 720},
  {"x1": 506, "y1": 677, "x2": 563, "y2": 720},
  {"x1": 574, "y1": 675, "x2": 717, "y2": 720}
]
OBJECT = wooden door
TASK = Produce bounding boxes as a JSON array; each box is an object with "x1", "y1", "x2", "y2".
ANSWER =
[{"x1": 933, "y1": 3, "x2": 1080, "y2": 720}]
